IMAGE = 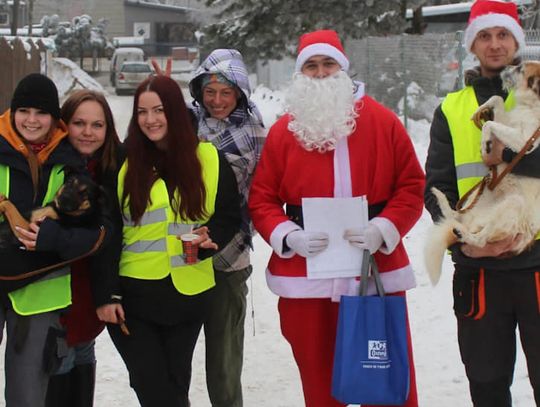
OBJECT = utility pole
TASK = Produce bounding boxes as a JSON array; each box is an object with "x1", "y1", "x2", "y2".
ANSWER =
[
  {"x1": 27, "y1": 0, "x2": 33, "y2": 36},
  {"x1": 10, "y1": 0, "x2": 20, "y2": 36},
  {"x1": 532, "y1": 0, "x2": 540, "y2": 30},
  {"x1": 411, "y1": 6, "x2": 426, "y2": 34}
]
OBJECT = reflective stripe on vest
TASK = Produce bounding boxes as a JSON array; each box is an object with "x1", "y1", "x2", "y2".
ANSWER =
[
  {"x1": 117, "y1": 142, "x2": 220, "y2": 295},
  {"x1": 0, "y1": 164, "x2": 72, "y2": 315},
  {"x1": 442, "y1": 86, "x2": 515, "y2": 197}
]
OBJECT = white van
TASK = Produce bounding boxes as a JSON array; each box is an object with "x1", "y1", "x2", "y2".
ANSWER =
[{"x1": 110, "y1": 47, "x2": 145, "y2": 86}]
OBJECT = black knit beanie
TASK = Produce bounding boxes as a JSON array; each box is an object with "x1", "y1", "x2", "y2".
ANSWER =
[{"x1": 10, "y1": 73, "x2": 61, "y2": 119}]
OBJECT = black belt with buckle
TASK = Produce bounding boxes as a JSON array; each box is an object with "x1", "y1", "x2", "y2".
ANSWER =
[{"x1": 285, "y1": 201, "x2": 387, "y2": 228}]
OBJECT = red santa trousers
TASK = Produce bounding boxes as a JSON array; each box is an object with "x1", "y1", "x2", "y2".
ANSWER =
[{"x1": 278, "y1": 295, "x2": 418, "y2": 407}]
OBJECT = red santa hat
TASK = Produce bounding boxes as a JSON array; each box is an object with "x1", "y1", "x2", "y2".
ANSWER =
[
  {"x1": 464, "y1": 0, "x2": 525, "y2": 52},
  {"x1": 295, "y1": 29, "x2": 350, "y2": 72}
]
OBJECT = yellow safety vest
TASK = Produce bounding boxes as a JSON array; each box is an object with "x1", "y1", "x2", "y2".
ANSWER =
[
  {"x1": 117, "y1": 142, "x2": 220, "y2": 295},
  {"x1": 442, "y1": 87, "x2": 540, "y2": 240},
  {"x1": 0, "y1": 164, "x2": 72, "y2": 315},
  {"x1": 442, "y1": 86, "x2": 515, "y2": 197}
]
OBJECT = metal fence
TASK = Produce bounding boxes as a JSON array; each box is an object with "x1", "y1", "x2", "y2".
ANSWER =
[
  {"x1": 350, "y1": 34, "x2": 453, "y2": 104},
  {"x1": 0, "y1": 37, "x2": 46, "y2": 113},
  {"x1": 349, "y1": 29, "x2": 540, "y2": 124}
]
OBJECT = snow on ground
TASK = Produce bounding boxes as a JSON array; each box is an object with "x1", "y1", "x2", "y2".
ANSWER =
[
  {"x1": 0, "y1": 84, "x2": 535, "y2": 406},
  {"x1": 50, "y1": 58, "x2": 105, "y2": 99}
]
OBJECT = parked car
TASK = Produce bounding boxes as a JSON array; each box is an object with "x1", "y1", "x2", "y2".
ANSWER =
[
  {"x1": 115, "y1": 61, "x2": 153, "y2": 95},
  {"x1": 110, "y1": 47, "x2": 145, "y2": 86}
]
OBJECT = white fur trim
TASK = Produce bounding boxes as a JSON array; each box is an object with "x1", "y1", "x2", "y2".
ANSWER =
[
  {"x1": 295, "y1": 43, "x2": 350, "y2": 72},
  {"x1": 465, "y1": 13, "x2": 525, "y2": 52},
  {"x1": 333, "y1": 137, "x2": 353, "y2": 198},
  {"x1": 266, "y1": 264, "x2": 417, "y2": 302},
  {"x1": 269, "y1": 220, "x2": 302, "y2": 258},
  {"x1": 370, "y1": 217, "x2": 400, "y2": 254},
  {"x1": 353, "y1": 81, "x2": 365, "y2": 101}
]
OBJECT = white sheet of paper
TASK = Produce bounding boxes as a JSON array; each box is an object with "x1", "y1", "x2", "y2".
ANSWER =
[{"x1": 302, "y1": 196, "x2": 368, "y2": 279}]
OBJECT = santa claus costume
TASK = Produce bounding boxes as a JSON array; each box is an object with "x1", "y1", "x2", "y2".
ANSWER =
[{"x1": 249, "y1": 30, "x2": 424, "y2": 407}]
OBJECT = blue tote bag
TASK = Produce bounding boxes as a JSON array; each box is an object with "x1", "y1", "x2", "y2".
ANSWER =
[{"x1": 332, "y1": 250, "x2": 410, "y2": 405}]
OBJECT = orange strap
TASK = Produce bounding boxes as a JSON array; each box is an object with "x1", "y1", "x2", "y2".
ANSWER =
[
  {"x1": 473, "y1": 268, "x2": 486, "y2": 320},
  {"x1": 456, "y1": 176, "x2": 490, "y2": 213},
  {"x1": 464, "y1": 268, "x2": 486, "y2": 319},
  {"x1": 458, "y1": 125, "x2": 540, "y2": 213},
  {"x1": 464, "y1": 283, "x2": 476, "y2": 318},
  {"x1": 488, "y1": 126, "x2": 540, "y2": 191}
]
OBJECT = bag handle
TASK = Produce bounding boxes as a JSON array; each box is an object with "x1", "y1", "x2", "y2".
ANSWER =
[{"x1": 359, "y1": 250, "x2": 385, "y2": 297}]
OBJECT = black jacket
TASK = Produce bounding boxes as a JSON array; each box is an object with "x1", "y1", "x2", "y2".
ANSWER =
[
  {"x1": 84, "y1": 145, "x2": 126, "y2": 307},
  {"x1": 425, "y1": 68, "x2": 540, "y2": 271},
  {"x1": 0, "y1": 131, "x2": 105, "y2": 292}
]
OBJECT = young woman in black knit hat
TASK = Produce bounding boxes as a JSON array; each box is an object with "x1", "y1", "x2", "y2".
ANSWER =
[{"x1": 0, "y1": 73, "x2": 105, "y2": 407}]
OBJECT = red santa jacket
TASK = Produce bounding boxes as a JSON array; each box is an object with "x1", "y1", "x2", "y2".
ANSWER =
[{"x1": 248, "y1": 96, "x2": 425, "y2": 299}]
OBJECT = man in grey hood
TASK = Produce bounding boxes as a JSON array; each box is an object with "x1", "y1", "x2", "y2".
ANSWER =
[{"x1": 189, "y1": 49, "x2": 266, "y2": 407}]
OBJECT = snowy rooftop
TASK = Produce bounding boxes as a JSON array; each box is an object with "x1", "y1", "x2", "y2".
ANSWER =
[{"x1": 124, "y1": 0, "x2": 200, "y2": 12}]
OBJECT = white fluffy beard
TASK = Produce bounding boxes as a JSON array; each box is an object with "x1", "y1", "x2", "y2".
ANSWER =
[{"x1": 286, "y1": 71, "x2": 358, "y2": 153}]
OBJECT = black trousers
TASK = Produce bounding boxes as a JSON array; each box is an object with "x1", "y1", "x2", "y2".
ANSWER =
[
  {"x1": 108, "y1": 282, "x2": 214, "y2": 407},
  {"x1": 453, "y1": 266, "x2": 540, "y2": 407}
]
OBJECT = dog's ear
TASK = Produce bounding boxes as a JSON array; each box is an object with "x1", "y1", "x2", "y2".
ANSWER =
[
  {"x1": 62, "y1": 165, "x2": 76, "y2": 179},
  {"x1": 61, "y1": 165, "x2": 86, "y2": 182}
]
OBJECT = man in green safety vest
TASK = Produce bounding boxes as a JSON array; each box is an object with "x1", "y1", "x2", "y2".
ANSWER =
[{"x1": 425, "y1": 1, "x2": 540, "y2": 406}]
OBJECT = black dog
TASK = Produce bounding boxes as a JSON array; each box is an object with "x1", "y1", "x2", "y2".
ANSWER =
[{"x1": 0, "y1": 171, "x2": 104, "y2": 249}]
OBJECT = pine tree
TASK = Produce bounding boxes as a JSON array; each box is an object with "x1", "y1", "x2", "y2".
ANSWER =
[{"x1": 202, "y1": 0, "x2": 426, "y2": 65}]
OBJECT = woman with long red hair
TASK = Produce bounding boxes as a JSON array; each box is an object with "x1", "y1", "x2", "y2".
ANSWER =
[{"x1": 98, "y1": 75, "x2": 240, "y2": 407}]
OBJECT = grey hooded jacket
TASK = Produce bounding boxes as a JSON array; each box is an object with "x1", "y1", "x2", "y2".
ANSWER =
[{"x1": 189, "y1": 49, "x2": 266, "y2": 271}]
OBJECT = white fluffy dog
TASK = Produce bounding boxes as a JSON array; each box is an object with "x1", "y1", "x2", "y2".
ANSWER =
[{"x1": 425, "y1": 61, "x2": 540, "y2": 285}]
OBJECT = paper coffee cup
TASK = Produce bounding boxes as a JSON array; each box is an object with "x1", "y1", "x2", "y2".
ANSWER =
[{"x1": 181, "y1": 233, "x2": 199, "y2": 264}]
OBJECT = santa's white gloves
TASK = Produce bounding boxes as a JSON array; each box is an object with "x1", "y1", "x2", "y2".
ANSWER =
[
  {"x1": 285, "y1": 230, "x2": 329, "y2": 258},
  {"x1": 343, "y1": 224, "x2": 384, "y2": 254}
]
